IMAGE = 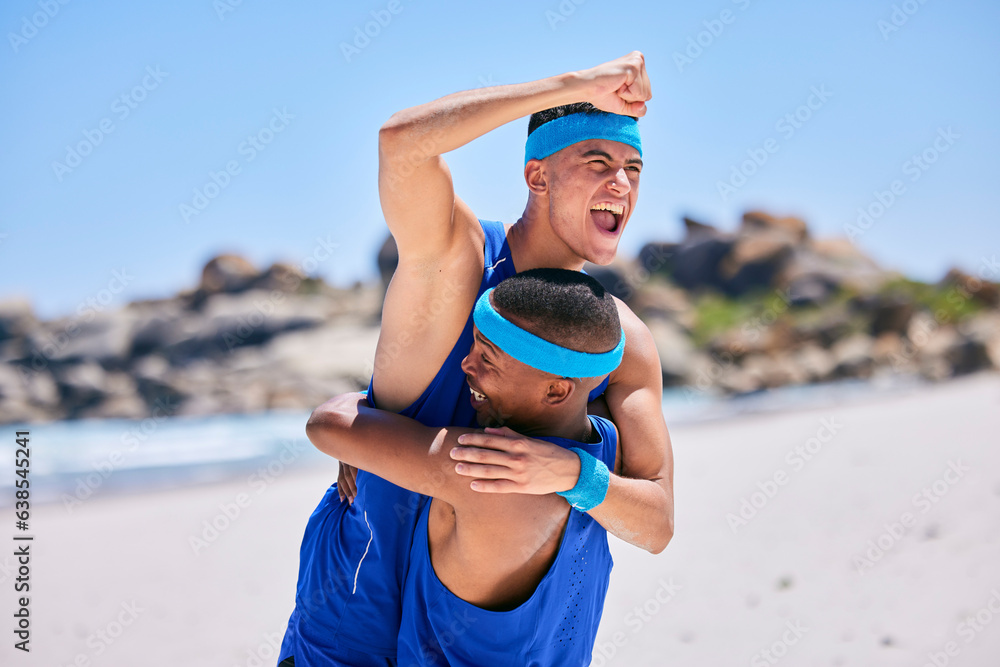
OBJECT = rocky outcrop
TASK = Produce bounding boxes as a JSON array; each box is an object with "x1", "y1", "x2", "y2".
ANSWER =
[
  {"x1": 632, "y1": 212, "x2": 891, "y2": 302},
  {"x1": 1, "y1": 255, "x2": 382, "y2": 423},
  {"x1": 594, "y1": 211, "x2": 1000, "y2": 396},
  {"x1": 2, "y1": 211, "x2": 998, "y2": 423}
]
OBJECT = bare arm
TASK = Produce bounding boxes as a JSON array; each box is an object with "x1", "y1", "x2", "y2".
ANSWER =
[
  {"x1": 587, "y1": 307, "x2": 674, "y2": 554},
  {"x1": 378, "y1": 51, "x2": 651, "y2": 259},
  {"x1": 309, "y1": 393, "x2": 482, "y2": 508},
  {"x1": 373, "y1": 52, "x2": 652, "y2": 412}
]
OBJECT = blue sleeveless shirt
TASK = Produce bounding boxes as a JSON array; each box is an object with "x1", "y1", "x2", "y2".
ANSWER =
[
  {"x1": 397, "y1": 415, "x2": 618, "y2": 667},
  {"x1": 279, "y1": 220, "x2": 609, "y2": 664}
]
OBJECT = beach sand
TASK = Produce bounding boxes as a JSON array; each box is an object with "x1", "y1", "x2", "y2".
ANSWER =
[{"x1": 3, "y1": 372, "x2": 998, "y2": 666}]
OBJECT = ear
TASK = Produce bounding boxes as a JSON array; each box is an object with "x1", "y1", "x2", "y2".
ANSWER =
[
  {"x1": 541, "y1": 377, "x2": 576, "y2": 407},
  {"x1": 524, "y1": 159, "x2": 549, "y2": 196}
]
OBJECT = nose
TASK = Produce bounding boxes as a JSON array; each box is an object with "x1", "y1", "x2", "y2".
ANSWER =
[
  {"x1": 607, "y1": 167, "x2": 631, "y2": 195},
  {"x1": 460, "y1": 344, "x2": 476, "y2": 377}
]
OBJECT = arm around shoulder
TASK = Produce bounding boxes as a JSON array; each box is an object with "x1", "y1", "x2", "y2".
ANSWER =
[{"x1": 305, "y1": 393, "x2": 486, "y2": 507}]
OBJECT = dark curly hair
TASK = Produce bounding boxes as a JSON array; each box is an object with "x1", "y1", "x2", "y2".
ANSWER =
[{"x1": 490, "y1": 268, "x2": 621, "y2": 355}]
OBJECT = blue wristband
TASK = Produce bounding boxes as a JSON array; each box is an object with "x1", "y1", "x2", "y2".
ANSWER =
[{"x1": 557, "y1": 448, "x2": 610, "y2": 512}]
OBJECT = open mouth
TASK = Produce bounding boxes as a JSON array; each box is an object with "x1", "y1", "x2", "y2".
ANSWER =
[
  {"x1": 468, "y1": 382, "x2": 489, "y2": 408},
  {"x1": 590, "y1": 202, "x2": 624, "y2": 234}
]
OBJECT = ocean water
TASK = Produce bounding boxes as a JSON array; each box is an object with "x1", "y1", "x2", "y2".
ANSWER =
[
  {"x1": 1, "y1": 374, "x2": 928, "y2": 508},
  {"x1": 1, "y1": 410, "x2": 322, "y2": 509}
]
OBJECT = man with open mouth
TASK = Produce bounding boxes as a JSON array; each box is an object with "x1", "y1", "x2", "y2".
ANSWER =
[
  {"x1": 278, "y1": 51, "x2": 673, "y2": 665},
  {"x1": 310, "y1": 269, "x2": 626, "y2": 665}
]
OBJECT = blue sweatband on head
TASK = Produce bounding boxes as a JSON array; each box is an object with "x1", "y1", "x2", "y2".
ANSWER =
[
  {"x1": 557, "y1": 447, "x2": 610, "y2": 512},
  {"x1": 525, "y1": 111, "x2": 642, "y2": 165},
  {"x1": 472, "y1": 288, "x2": 625, "y2": 378}
]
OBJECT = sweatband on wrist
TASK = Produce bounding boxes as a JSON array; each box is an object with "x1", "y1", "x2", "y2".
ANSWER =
[
  {"x1": 473, "y1": 287, "x2": 625, "y2": 378},
  {"x1": 557, "y1": 447, "x2": 610, "y2": 512},
  {"x1": 525, "y1": 111, "x2": 642, "y2": 165}
]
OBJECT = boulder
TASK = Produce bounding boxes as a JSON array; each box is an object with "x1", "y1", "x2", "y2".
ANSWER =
[
  {"x1": 671, "y1": 237, "x2": 734, "y2": 292},
  {"x1": 26, "y1": 311, "x2": 136, "y2": 365},
  {"x1": 255, "y1": 262, "x2": 307, "y2": 293},
  {"x1": 377, "y1": 234, "x2": 398, "y2": 288},
  {"x1": 127, "y1": 309, "x2": 186, "y2": 359},
  {"x1": 830, "y1": 333, "x2": 875, "y2": 379},
  {"x1": 793, "y1": 310, "x2": 854, "y2": 349},
  {"x1": 867, "y1": 295, "x2": 915, "y2": 337},
  {"x1": 707, "y1": 326, "x2": 769, "y2": 362},
  {"x1": 646, "y1": 318, "x2": 696, "y2": 385},
  {"x1": 791, "y1": 344, "x2": 837, "y2": 382},
  {"x1": 265, "y1": 376, "x2": 355, "y2": 411},
  {"x1": 717, "y1": 365, "x2": 763, "y2": 395},
  {"x1": 648, "y1": 218, "x2": 734, "y2": 292},
  {"x1": 0, "y1": 298, "x2": 36, "y2": 341},
  {"x1": 79, "y1": 392, "x2": 148, "y2": 420},
  {"x1": 946, "y1": 337, "x2": 993, "y2": 376},
  {"x1": 682, "y1": 217, "x2": 725, "y2": 243},
  {"x1": 740, "y1": 211, "x2": 808, "y2": 243},
  {"x1": 909, "y1": 320, "x2": 960, "y2": 380},
  {"x1": 784, "y1": 274, "x2": 841, "y2": 306},
  {"x1": 199, "y1": 254, "x2": 260, "y2": 294},
  {"x1": 51, "y1": 361, "x2": 109, "y2": 417},
  {"x1": 741, "y1": 352, "x2": 808, "y2": 388},
  {"x1": 130, "y1": 355, "x2": 187, "y2": 413},
  {"x1": 8, "y1": 365, "x2": 60, "y2": 409},
  {"x1": 959, "y1": 312, "x2": 1000, "y2": 369},
  {"x1": 584, "y1": 261, "x2": 636, "y2": 302},
  {"x1": 781, "y1": 237, "x2": 889, "y2": 296},
  {"x1": 0, "y1": 337, "x2": 27, "y2": 364},
  {"x1": 129, "y1": 291, "x2": 325, "y2": 363},
  {"x1": 259, "y1": 323, "x2": 381, "y2": 387},
  {"x1": 629, "y1": 282, "x2": 693, "y2": 325},
  {"x1": 76, "y1": 371, "x2": 147, "y2": 420},
  {"x1": 0, "y1": 364, "x2": 23, "y2": 402},
  {"x1": 871, "y1": 332, "x2": 904, "y2": 365},
  {"x1": 719, "y1": 236, "x2": 795, "y2": 296},
  {"x1": 637, "y1": 243, "x2": 679, "y2": 281},
  {"x1": 635, "y1": 243, "x2": 677, "y2": 278},
  {"x1": 940, "y1": 268, "x2": 999, "y2": 307}
]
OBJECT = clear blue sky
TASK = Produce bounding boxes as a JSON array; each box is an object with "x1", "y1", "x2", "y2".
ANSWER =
[{"x1": 2, "y1": 0, "x2": 997, "y2": 320}]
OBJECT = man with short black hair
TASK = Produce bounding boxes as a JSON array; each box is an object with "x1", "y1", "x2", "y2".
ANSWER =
[
  {"x1": 308, "y1": 269, "x2": 625, "y2": 665},
  {"x1": 278, "y1": 51, "x2": 673, "y2": 665}
]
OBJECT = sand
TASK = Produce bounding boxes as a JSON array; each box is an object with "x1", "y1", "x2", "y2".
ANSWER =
[{"x1": 2, "y1": 372, "x2": 998, "y2": 666}]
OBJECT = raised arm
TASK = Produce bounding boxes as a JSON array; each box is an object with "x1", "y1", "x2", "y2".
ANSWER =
[
  {"x1": 378, "y1": 51, "x2": 649, "y2": 259},
  {"x1": 374, "y1": 52, "x2": 652, "y2": 412}
]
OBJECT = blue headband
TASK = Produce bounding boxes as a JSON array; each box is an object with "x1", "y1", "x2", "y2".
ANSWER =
[
  {"x1": 473, "y1": 288, "x2": 625, "y2": 378},
  {"x1": 525, "y1": 111, "x2": 642, "y2": 166}
]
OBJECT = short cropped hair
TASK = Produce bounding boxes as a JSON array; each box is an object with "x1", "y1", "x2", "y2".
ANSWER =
[
  {"x1": 490, "y1": 268, "x2": 621, "y2": 355},
  {"x1": 527, "y1": 102, "x2": 638, "y2": 137}
]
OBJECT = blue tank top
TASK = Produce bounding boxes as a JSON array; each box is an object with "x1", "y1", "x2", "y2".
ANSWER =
[
  {"x1": 279, "y1": 220, "x2": 610, "y2": 664},
  {"x1": 397, "y1": 415, "x2": 618, "y2": 667}
]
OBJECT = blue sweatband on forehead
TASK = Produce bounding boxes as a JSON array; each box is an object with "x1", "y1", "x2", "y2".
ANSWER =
[
  {"x1": 525, "y1": 111, "x2": 642, "y2": 166},
  {"x1": 473, "y1": 288, "x2": 625, "y2": 378}
]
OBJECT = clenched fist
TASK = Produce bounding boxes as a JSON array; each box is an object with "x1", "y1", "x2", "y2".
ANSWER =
[{"x1": 576, "y1": 51, "x2": 652, "y2": 117}]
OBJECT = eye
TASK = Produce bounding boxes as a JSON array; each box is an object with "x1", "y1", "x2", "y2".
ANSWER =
[
  {"x1": 627, "y1": 166, "x2": 641, "y2": 173},
  {"x1": 480, "y1": 353, "x2": 493, "y2": 368},
  {"x1": 589, "y1": 159, "x2": 609, "y2": 167}
]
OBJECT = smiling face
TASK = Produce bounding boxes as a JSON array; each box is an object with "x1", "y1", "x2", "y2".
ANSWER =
[
  {"x1": 459, "y1": 325, "x2": 552, "y2": 428},
  {"x1": 529, "y1": 138, "x2": 643, "y2": 266},
  {"x1": 461, "y1": 271, "x2": 622, "y2": 431}
]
